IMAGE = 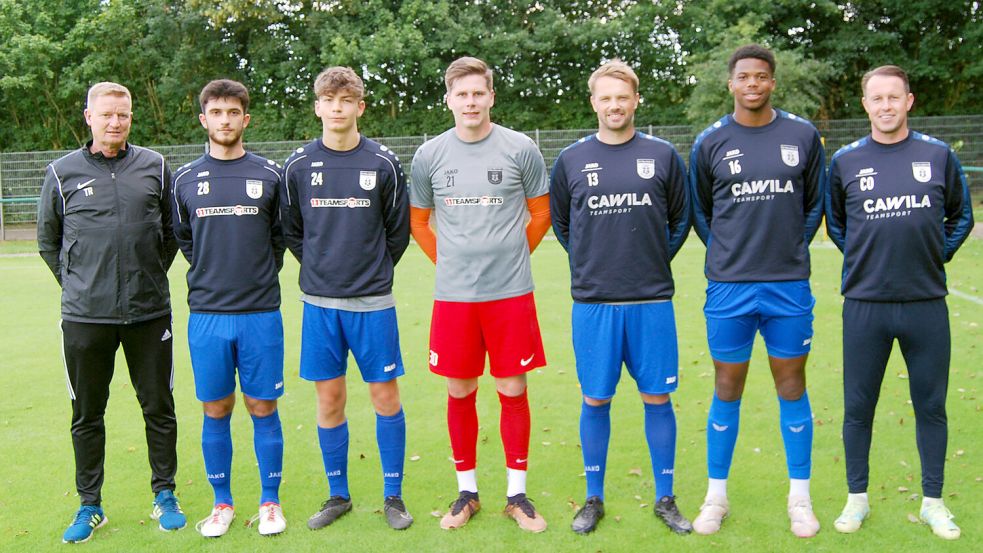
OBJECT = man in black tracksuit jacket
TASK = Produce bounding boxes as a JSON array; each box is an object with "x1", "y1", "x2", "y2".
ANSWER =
[{"x1": 36, "y1": 82, "x2": 185, "y2": 541}]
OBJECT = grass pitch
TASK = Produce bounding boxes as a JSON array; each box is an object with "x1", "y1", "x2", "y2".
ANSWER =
[{"x1": 0, "y1": 234, "x2": 980, "y2": 552}]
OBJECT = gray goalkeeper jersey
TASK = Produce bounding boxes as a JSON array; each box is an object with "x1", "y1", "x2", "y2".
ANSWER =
[{"x1": 410, "y1": 125, "x2": 549, "y2": 302}]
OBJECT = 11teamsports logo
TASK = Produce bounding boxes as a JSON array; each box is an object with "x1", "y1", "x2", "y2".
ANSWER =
[
  {"x1": 912, "y1": 162, "x2": 932, "y2": 183},
  {"x1": 311, "y1": 198, "x2": 371, "y2": 208},
  {"x1": 636, "y1": 159, "x2": 655, "y2": 179},
  {"x1": 196, "y1": 205, "x2": 260, "y2": 217},
  {"x1": 780, "y1": 144, "x2": 800, "y2": 167}
]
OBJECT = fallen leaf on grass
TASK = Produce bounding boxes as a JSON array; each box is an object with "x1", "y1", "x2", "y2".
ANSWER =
[
  {"x1": 639, "y1": 503, "x2": 648, "y2": 508},
  {"x1": 906, "y1": 513, "x2": 920, "y2": 524},
  {"x1": 956, "y1": 449, "x2": 965, "y2": 456},
  {"x1": 410, "y1": 455, "x2": 420, "y2": 461},
  {"x1": 430, "y1": 510, "x2": 442, "y2": 518},
  {"x1": 898, "y1": 486, "x2": 909, "y2": 492},
  {"x1": 542, "y1": 441, "x2": 551, "y2": 446},
  {"x1": 628, "y1": 468, "x2": 642, "y2": 476}
]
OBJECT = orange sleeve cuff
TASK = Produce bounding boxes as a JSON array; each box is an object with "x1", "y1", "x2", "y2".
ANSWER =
[
  {"x1": 525, "y1": 194, "x2": 551, "y2": 253},
  {"x1": 410, "y1": 207, "x2": 437, "y2": 264}
]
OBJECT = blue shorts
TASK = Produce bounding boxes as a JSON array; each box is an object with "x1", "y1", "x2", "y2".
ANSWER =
[
  {"x1": 188, "y1": 311, "x2": 285, "y2": 402},
  {"x1": 299, "y1": 303, "x2": 404, "y2": 383},
  {"x1": 572, "y1": 301, "x2": 679, "y2": 399},
  {"x1": 704, "y1": 280, "x2": 814, "y2": 362}
]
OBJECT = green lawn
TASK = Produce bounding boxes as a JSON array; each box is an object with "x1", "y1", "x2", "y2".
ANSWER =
[{"x1": 0, "y1": 234, "x2": 980, "y2": 552}]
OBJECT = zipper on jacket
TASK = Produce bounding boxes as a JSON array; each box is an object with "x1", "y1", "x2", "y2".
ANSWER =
[{"x1": 110, "y1": 163, "x2": 130, "y2": 324}]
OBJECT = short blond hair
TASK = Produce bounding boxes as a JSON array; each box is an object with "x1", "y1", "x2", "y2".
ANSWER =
[
  {"x1": 588, "y1": 60, "x2": 639, "y2": 94},
  {"x1": 314, "y1": 66, "x2": 365, "y2": 100},
  {"x1": 87, "y1": 82, "x2": 131, "y2": 107},
  {"x1": 444, "y1": 57, "x2": 493, "y2": 93},
  {"x1": 862, "y1": 65, "x2": 910, "y2": 94}
]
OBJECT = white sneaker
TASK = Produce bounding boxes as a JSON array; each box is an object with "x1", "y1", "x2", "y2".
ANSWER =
[
  {"x1": 920, "y1": 502, "x2": 960, "y2": 540},
  {"x1": 692, "y1": 494, "x2": 729, "y2": 535},
  {"x1": 833, "y1": 496, "x2": 869, "y2": 533},
  {"x1": 787, "y1": 495, "x2": 819, "y2": 538},
  {"x1": 196, "y1": 504, "x2": 235, "y2": 538},
  {"x1": 255, "y1": 502, "x2": 287, "y2": 536}
]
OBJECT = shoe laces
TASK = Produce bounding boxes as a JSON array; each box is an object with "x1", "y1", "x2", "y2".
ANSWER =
[
  {"x1": 449, "y1": 492, "x2": 478, "y2": 515},
  {"x1": 73, "y1": 506, "x2": 100, "y2": 525},
  {"x1": 839, "y1": 499, "x2": 867, "y2": 519},
  {"x1": 156, "y1": 491, "x2": 181, "y2": 513},
  {"x1": 507, "y1": 494, "x2": 537, "y2": 518},
  {"x1": 196, "y1": 505, "x2": 231, "y2": 531},
  {"x1": 385, "y1": 496, "x2": 407, "y2": 512},
  {"x1": 922, "y1": 503, "x2": 955, "y2": 523},
  {"x1": 263, "y1": 503, "x2": 282, "y2": 521}
]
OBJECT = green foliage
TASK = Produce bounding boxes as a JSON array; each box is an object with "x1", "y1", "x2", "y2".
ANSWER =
[
  {"x1": 0, "y1": 0, "x2": 980, "y2": 150},
  {"x1": 684, "y1": 17, "x2": 833, "y2": 128}
]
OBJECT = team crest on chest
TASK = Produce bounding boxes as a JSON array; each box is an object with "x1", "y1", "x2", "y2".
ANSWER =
[
  {"x1": 636, "y1": 159, "x2": 655, "y2": 179},
  {"x1": 487, "y1": 168, "x2": 504, "y2": 185},
  {"x1": 245, "y1": 179, "x2": 263, "y2": 199},
  {"x1": 780, "y1": 145, "x2": 799, "y2": 167},
  {"x1": 359, "y1": 170, "x2": 377, "y2": 191},
  {"x1": 911, "y1": 162, "x2": 932, "y2": 183}
]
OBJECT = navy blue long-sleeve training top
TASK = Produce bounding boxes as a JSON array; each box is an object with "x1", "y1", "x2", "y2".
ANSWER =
[
  {"x1": 282, "y1": 136, "x2": 409, "y2": 298},
  {"x1": 689, "y1": 110, "x2": 826, "y2": 282},
  {"x1": 173, "y1": 152, "x2": 285, "y2": 313},
  {"x1": 826, "y1": 132, "x2": 974, "y2": 301},
  {"x1": 550, "y1": 131, "x2": 690, "y2": 303}
]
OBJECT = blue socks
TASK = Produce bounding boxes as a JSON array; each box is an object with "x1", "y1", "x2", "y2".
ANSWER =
[
  {"x1": 579, "y1": 401, "x2": 611, "y2": 501},
  {"x1": 202, "y1": 414, "x2": 234, "y2": 506},
  {"x1": 707, "y1": 394, "x2": 741, "y2": 479},
  {"x1": 251, "y1": 411, "x2": 284, "y2": 505},
  {"x1": 644, "y1": 401, "x2": 676, "y2": 499},
  {"x1": 778, "y1": 391, "x2": 813, "y2": 479},
  {"x1": 318, "y1": 421, "x2": 350, "y2": 499},
  {"x1": 376, "y1": 408, "x2": 406, "y2": 498}
]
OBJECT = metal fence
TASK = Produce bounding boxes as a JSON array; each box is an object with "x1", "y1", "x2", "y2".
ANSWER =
[{"x1": 2, "y1": 115, "x2": 982, "y2": 239}]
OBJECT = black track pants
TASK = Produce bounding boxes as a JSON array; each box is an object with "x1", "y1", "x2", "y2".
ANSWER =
[
  {"x1": 841, "y1": 298, "x2": 950, "y2": 498},
  {"x1": 62, "y1": 315, "x2": 178, "y2": 505}
]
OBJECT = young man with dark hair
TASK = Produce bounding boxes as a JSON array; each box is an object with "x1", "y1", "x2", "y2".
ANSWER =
[
  {"x1": 551, "y1": 60, "x2": 692, "y2": 535},
  {"x1": 688, "y1": 44, "x2": 826, "y2": 537},
  {"x1": 172, "y1": 78, "x2": 287, "y2": 537},
  {"x1": 826, "y1": 64, "x2": 973, "y2": 540},
  {"x1": 38, "y1": 81, "x2": 184, "y2": 544},
  {"x1": 410, "y1": 56, "x2": 552, "y2": 532},
  {"x1": 282, "y1": 66, "x2": 412, "y2": 531}
]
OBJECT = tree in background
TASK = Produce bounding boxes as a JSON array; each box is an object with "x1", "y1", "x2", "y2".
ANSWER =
[{"x1": 1, "y1": 0, "x2": 980, "y2": 151}]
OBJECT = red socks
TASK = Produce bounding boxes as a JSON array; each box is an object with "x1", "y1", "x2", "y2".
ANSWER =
[
  {"x1": 447, "y1": 390, "x2": 479, "y2": 471},
  {"x1": 498, "y1": 390, "x2": 530, "y2": 471},
  {"x1": 447, "y1": 389, "x2": 532, "y2": 472}
]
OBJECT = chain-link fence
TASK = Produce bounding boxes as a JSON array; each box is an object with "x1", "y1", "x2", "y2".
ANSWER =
[{"x1": 3, "y1": 115, "x2": 981, "y2": 239}]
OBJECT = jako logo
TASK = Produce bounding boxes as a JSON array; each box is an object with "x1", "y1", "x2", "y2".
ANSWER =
[
  {"x1": 585, "y1": 465, "x2": 601, "y2": 472},
  {"x1": 384, "y1": 472, "x2": 401, "y2": 478},
  {"x1": 326, "y1": 470, "x2": 342, "y2": 476},
  {"x1": 207, "y1": 473, "x2": 226, "y2": 479}
]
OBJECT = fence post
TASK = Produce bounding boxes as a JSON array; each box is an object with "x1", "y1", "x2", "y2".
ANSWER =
[
  {"x1": 0, "y1": 154, "x2": 5, "y2": 241},
  {"x1": 648, "y1": 124, "x2": 653, "y2": 136},
  {"x1": 535, "y1": 129, "x2": 540, "y2": 146}
]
